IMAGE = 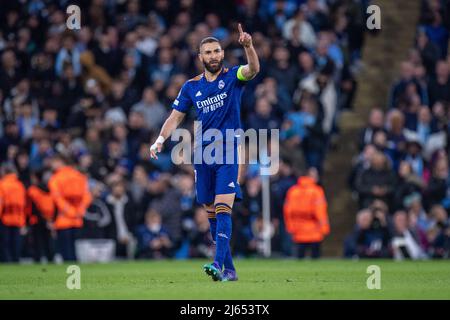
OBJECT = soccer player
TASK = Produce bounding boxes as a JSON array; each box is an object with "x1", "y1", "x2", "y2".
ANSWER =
[{"x1": 150, "y1": 24, "x2": 260, "y2": 281}]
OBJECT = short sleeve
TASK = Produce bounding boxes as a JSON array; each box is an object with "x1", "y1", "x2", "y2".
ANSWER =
[{"x1": 172, "y1": 82, "x2": 192, "y2": 113}]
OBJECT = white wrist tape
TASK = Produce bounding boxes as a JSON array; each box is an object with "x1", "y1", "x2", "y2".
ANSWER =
[
  {"x1": 150, "y1": 136, "x2": 165, "y2": 152},
  {"x1": 155, "y1": 135, "x2": 165, "y2": 144}
]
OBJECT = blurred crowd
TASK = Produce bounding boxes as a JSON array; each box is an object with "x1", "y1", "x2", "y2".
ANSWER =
[
  {"x1": 345, "y1": 0, "x2": 450, "y2": 260},
  {"x1": 0, "y1": 0, "x2": 376, "y2": 263}
]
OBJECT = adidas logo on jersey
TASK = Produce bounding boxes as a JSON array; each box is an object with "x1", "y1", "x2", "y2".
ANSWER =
[
  {"x1": 228, "y1": 182, "x2": 235, "y2": 188},
  {"x1": 195, "y1": 91, "x2": 202, "y2": 97}
]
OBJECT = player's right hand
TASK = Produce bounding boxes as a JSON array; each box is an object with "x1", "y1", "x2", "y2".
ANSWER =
[
  {"x1": 150, "y1": 142, "x2": 163, "y2": 159},
  {"x1": 238, "y1": 23, "x2": 252, "y2": 48}
]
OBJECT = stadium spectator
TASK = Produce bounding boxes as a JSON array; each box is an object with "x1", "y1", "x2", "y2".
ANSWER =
[
  {"x1": 389, "y1": 61, "x2": 418, "y2": 109},
  {"x1": 131, "y1": 87, "x2": 167, "y2": 132},
  {"x1": 385, "y1": 109, "x2": 408, "y2": 170},
  {"x1": 282, "y1": 7, "x2": 317, "y2": 50},
  {"x1": 424, "y1": 155, "x2": 449, "y2": 209},
  {"x1": 344, "y1": 209, "x2": 369, "y2": 258},
  {"x1": 429, "y1": 60, "x2": 450, "y2": 106},
  {"x1": 416, "y1": 28, "x2": 440, "y2": 75},
  {"x1": 283, "y1": 167, "x2": 329, "y2": 259},
  {"x1": 354, "y1": 151, "x2": 397, "y2": 209},
  {"x1": 268, "y1": 46, "x2": 298, "y2": 95},
  {"x1": 0, "y1": 49, "x2": 24, "y2": 95},
  {"x1": 136, "y1": 208, "x2": 172, "y2": 259},
  {"x1": 348, "y1": 144, "x2": 377, "y2": 193},
  {"x1": 391, "y1": 210, "x2": 427, "y2": 260},
  {"x1": 0, "y1": 164, "x2": 27, "y2": 262},
  {"x1": 105, "y1": 179, "x2": 137, "y2": 259},
  {"x1": 27, "y1": 170, "x2": 55, "y2": 263},
  {"x1": 403, "y1": 136, "x2": 426, "y2": 179},
  {"x1": 393, "y1": 161, "x2": 424, "y2": 212},
  {"x1": 80, "y1": 180, "x2": 111, "y2": 240},
  {"x1": 0, "y1": 121, "x2": 20, "y2": 161},
  {"x1": 48, "y1": 154, "x2": 92, "y2": 262},
  {"x1": 55, "y1": 32, "x2": 81, "y2": 78},
  {"x1": 297, "y1": 51, "x2": 316, "y2": 81},
  {"x1": 345, "y1": 205, "x2": 391, "y2": 259},
  {"x1": 247, "y1": 97, "x2": 280, "y2": 131},
  {"x1": 427, "y1": 205, "x2": 450, "y2": 258},
  {"x1": 423, "y1": 11, "x2": 449, "y2": 58},
  {"x1": 15, "y1": 149, "x2": 31, "y2": 187},
  {"x1": 358, "y1": 108, "x2": 385, "y2": 151},
  {"x1": 404, "y1": 192, "x2": 432, "y2": 238}
]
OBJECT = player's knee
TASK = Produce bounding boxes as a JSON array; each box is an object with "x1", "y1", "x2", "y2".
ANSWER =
[{"x1": 214, "y1": 193, "x2": 235, "y2": 208}]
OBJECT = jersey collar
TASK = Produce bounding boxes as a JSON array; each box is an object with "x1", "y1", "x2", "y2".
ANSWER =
[{"x1": 203, "y1": 67, "x2": 224, "y2": 83}]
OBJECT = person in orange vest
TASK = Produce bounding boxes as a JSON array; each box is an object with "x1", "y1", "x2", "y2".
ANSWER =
[
  {"x1": 48, "y1": 154, "x2": 92, "y2": 261},
  {"x1": 27, "y1": 170, "x2": 56, "y2": 263},
  {"x1": 0, "y1": 164, "x2": 27, "y2": 262},
  {"x1": 283, "y1": 167, "x2": 330, "y2": 259}
]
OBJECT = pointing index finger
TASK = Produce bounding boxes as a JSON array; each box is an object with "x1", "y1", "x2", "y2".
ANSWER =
[{"x1": 238, "y1": 23, "x2": 244, "y2": 35}]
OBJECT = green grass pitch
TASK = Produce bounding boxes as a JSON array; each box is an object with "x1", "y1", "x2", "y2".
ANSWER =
[{"x1": 1, "y1": 259, "x2": 449, "y2": 299}]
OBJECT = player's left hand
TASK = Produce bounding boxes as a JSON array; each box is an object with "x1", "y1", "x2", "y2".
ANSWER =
[{"x1": 238, "y1": 23, "x2": 252, "y2": 48}]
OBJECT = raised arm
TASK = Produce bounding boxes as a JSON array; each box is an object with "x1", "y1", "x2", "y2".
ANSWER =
[
  {"x1": 237, "y1": 23, "x2": 260, "y2": 80},
  {"x1": 150, "y1": 109, "x2": 186, "y2": 159}
]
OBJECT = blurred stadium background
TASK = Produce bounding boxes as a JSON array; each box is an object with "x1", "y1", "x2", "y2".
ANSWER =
[{"x1": 0, "y1": 0, "x2": 449, "y2": 267}]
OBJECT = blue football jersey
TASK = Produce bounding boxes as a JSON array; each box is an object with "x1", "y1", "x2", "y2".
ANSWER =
[{"x1": 172, "y1": 66, "x2": 247, "y2": 146}]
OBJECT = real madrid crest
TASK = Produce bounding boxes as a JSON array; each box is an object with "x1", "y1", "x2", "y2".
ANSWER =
[{"x1": 218, "y1": 80, "x2": 225, "y2": 89}]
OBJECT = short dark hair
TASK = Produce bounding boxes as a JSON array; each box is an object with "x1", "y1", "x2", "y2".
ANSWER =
[{"x1": 199, "y1": 37, "x2": 220, "y2": 52}]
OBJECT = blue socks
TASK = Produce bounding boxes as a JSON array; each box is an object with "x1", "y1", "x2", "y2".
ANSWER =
[
  {"x1": 210, "y1": 203, "x2": 234, "y2": 271},
  {"x1": 207, "y1": 209, "x2": 235, "y2": 271},
  {"x1": 224, "y1": 243, "x2": 235, "y2": 271},
  {"x1": 208, "y1": 213, "x2": 235, "y2": 271}
]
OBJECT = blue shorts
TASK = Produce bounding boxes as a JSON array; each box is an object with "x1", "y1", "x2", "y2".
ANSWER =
[{"x1": 194, "y1": 162, "x2": 242, "y2": 205}]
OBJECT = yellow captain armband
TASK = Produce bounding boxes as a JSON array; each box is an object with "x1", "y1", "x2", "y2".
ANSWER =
[{"x1": 237, "y1": 65, "x2": 250, "y2": 81}]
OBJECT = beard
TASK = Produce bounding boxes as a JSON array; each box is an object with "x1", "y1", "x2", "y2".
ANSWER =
[{"x1": 203, "y1": 58, "x2": 223, "y2": 74}]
